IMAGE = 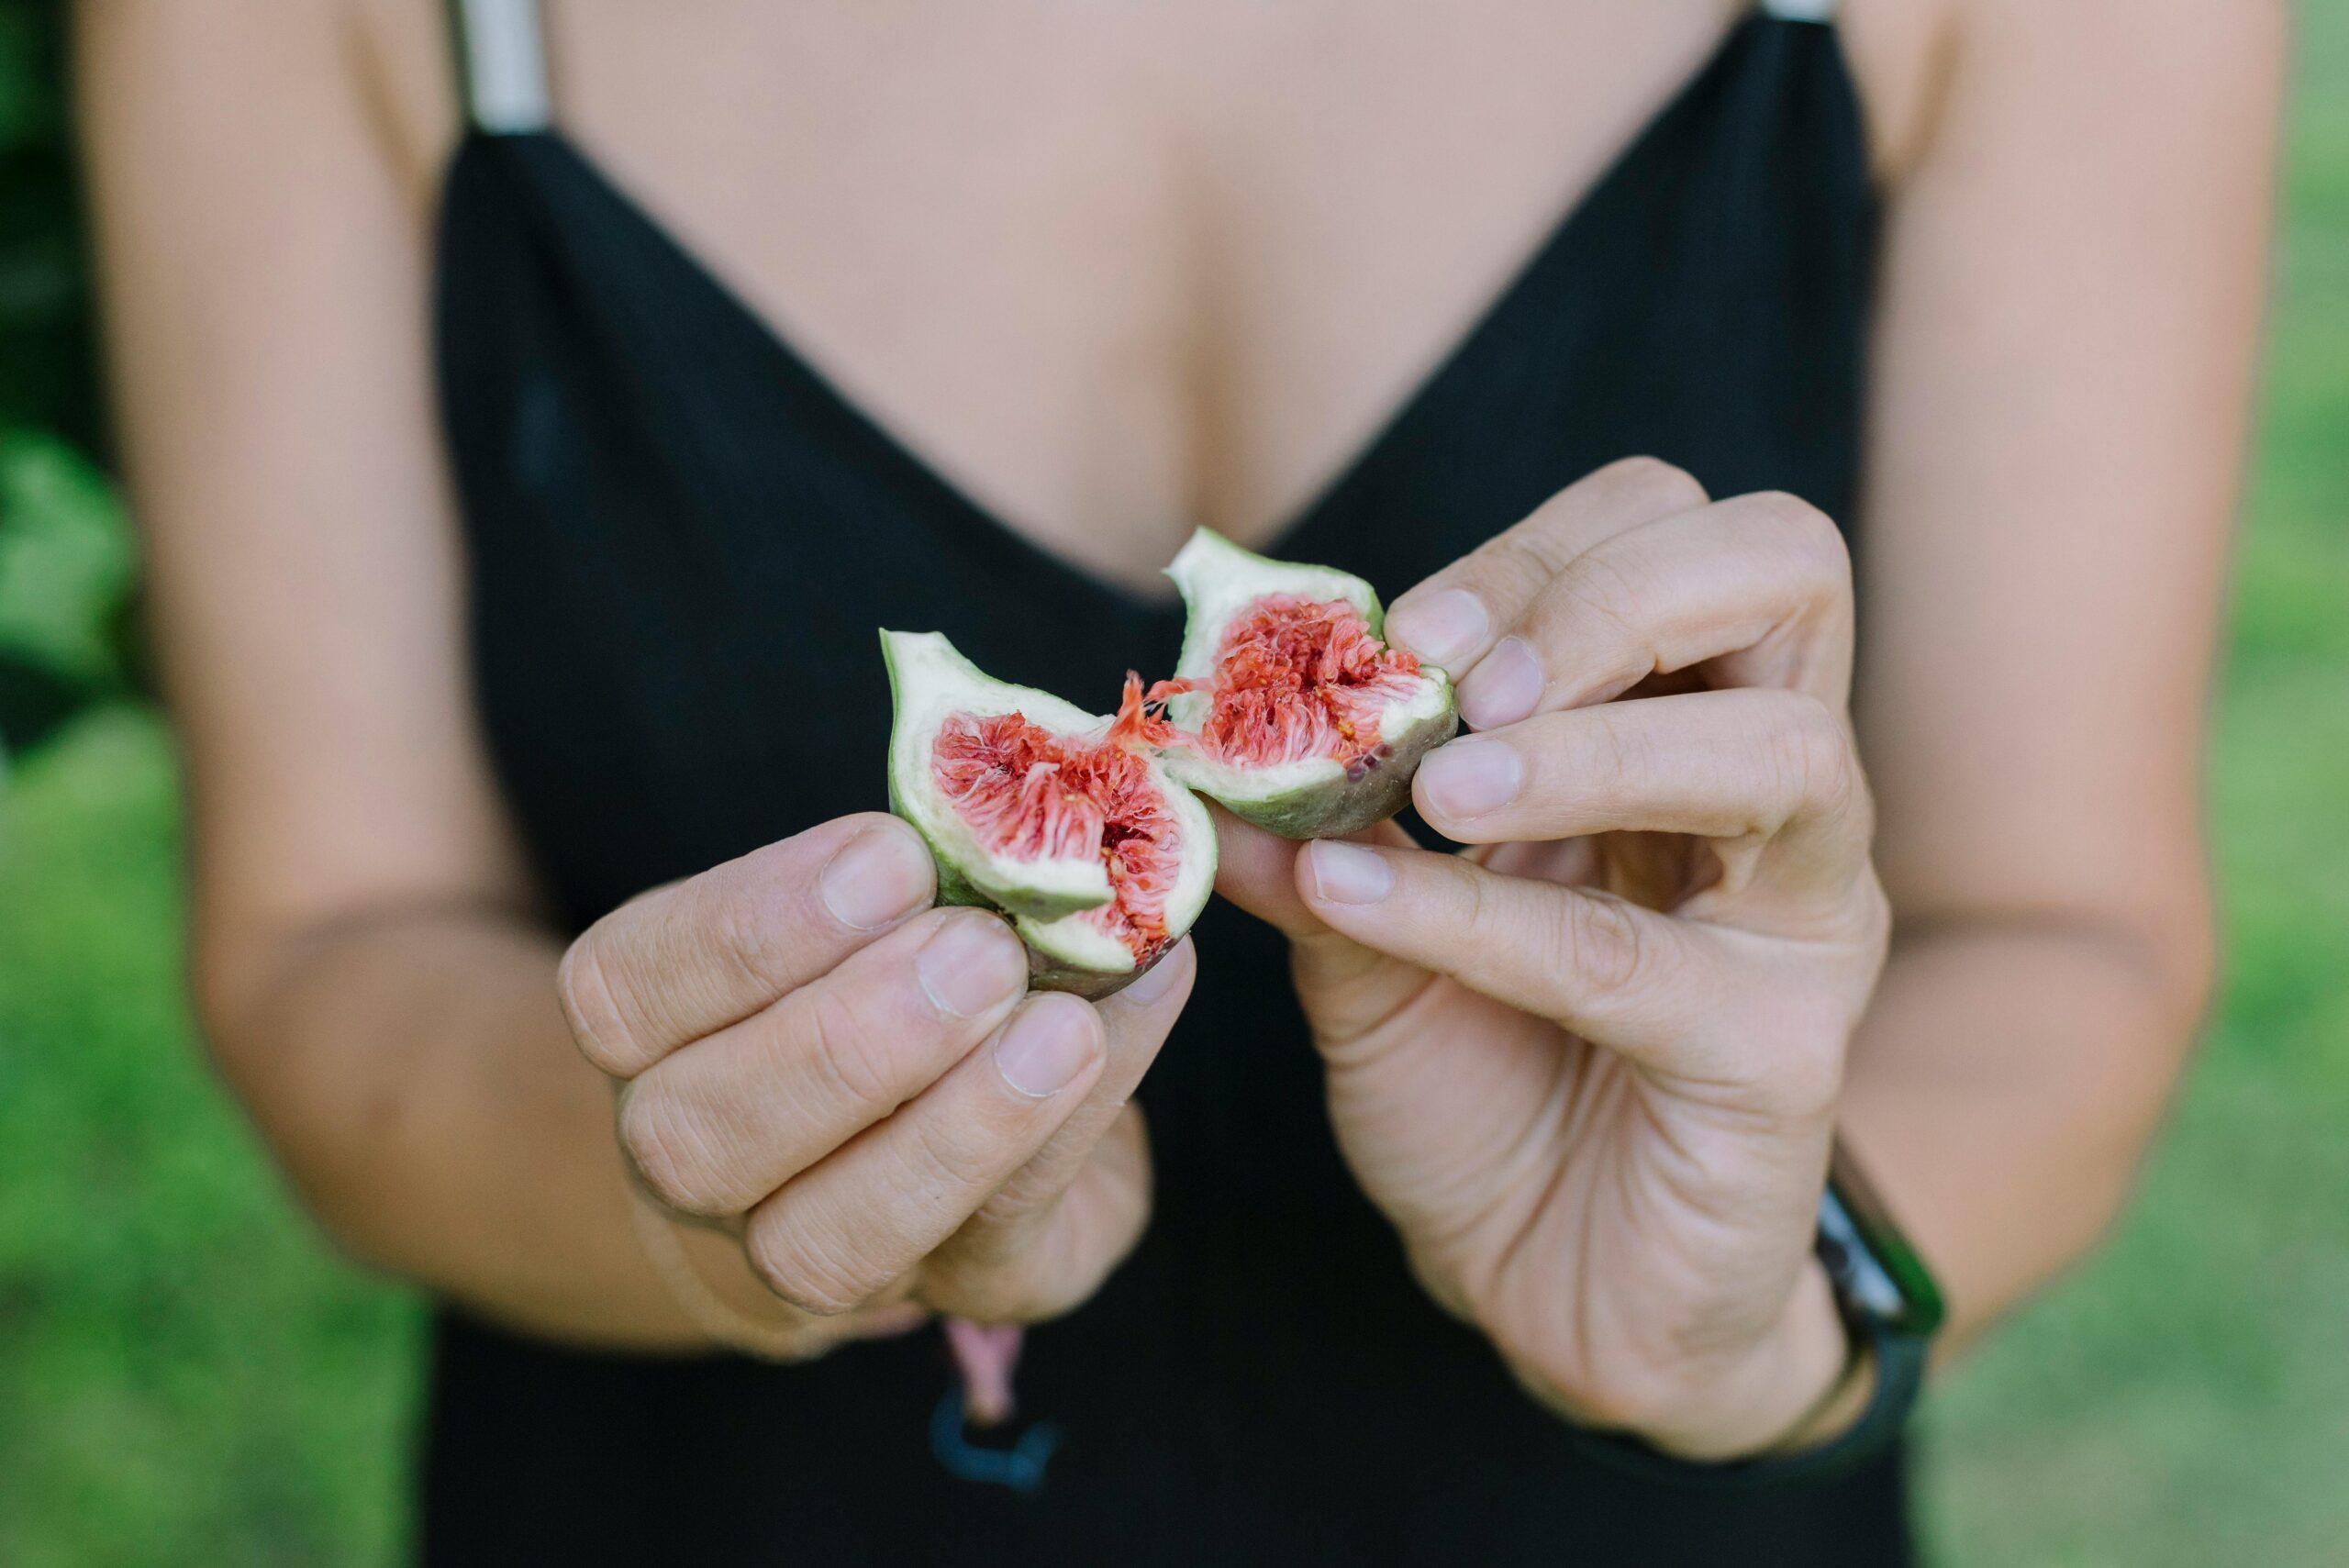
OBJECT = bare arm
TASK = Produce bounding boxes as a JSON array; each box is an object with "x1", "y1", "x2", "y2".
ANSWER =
[
  {"x1": 1206, "y1": 0, "x2": 2282, "y2": 1457},
  {"x1": 77, "y1": 0, "x2": 703, "y2": 1343},
  {"x1": 79, "y1": 1, "x2": 1181, "y2": 1358},
  {"x1": 1846, "y1": 0, "x2": 2281, "y2": 1345}
]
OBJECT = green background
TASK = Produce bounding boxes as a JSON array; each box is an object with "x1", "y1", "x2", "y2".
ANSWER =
[{"x1": 2, "y1": 10, "x2": 2344, "y2": 1565}]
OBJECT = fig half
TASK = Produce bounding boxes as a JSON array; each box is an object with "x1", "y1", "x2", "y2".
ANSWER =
[
  {"x1": 1154, "y1": 528, "x2": 1459, "y2": 839},
  {"x1": 883, "y1": 630, "x2": 1216, "y2": 997}
]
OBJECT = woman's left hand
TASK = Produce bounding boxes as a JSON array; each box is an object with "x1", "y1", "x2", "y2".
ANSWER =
[{"x1": 1218, "y1": 459, "x2": 1890, "y2": 1460}]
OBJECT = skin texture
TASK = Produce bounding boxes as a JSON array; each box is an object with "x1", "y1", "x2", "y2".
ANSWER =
[
  {"x1": 1221, "y1": 462, "x2": 1890, "y2": 1455},
  {"x1": 75, "y1": 0, "x2": 2279, "y2": 1457},
  {"x1": 567, "y1": 820, "x2": 1195, "y2": 1336}
]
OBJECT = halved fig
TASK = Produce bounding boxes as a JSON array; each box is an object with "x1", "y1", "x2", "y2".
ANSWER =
[
  {"x1": 1153, "y1": 528, "x2": 1459, "y2": 839},
  {"x1": 883, "y1": 630, "x2": 1215, "y2": 997}
]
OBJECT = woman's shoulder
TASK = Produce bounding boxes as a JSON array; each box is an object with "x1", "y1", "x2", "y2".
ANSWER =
[
  {"x1": 1836, "y1": 0, "x2": 1963, "y2": 183},
  {"x1": 340, "y1": 0, "x2": 467, "y2": 211},
  {"x1": 77, "y1": 0, "x2": 456, "y2": 218},
  {"x1": 1842, "y1": 0, "x2": 2288, "y2": 187},
  {"x1": 288, "y1": 0, "x2": 2290, "y2": 225}
]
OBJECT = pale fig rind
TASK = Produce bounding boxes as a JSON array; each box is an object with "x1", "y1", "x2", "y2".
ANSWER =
[
  {"x1": 1192, "y1": 699, "x2": 1460, "y2": 840},
  {"x1": 1010, "y1": 791, "x2": 1213, "y2": 994},
  {"x1": 1157, "y1": 528, "x2": 1460, "y2": 840},
  {"x1": 883, "y1": 630, "x2": 1114, "y2": 923},
  {"x1": 881, "y1": 629, "x2": 1215, "y2": 995}
]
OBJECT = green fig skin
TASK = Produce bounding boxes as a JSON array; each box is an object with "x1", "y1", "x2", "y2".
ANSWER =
[
  {"x1": 883, "y1": 632, "x2": 1116, "y2": 924},
  {"x1": 1022, "y1": 941, "x2": 1162, "y2": 1000},
  {"x1": 881, "y1": 628, "x2": 1215, "y2": 997},
  {"x1": 902, "y1": 873, "x2": 1163, "y2": 1000},
  {"x1": 1159, "y1": 528, "x2": 1460, "y2": 840}
]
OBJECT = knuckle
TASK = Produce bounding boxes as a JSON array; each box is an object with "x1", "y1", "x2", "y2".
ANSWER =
[
  {"x1": 707, "y1": 870, "x2": 796, "y2": 1000},
  {"x1": 905, "y1": 1106, "x2": 1008, "y2": 1199},
  {"x1": 1482, "y1": 528, "x2": 1572, "y2": 591},
  {"x1": 1774, "y1": 1044, "x2": 1847, "y2": 1122},
  {"x1": 797, "y1": 984, "x2": 897, "y2": 1112},
  {"x1": 1582, "y1": 706, "x2": 1650, "y2": 798},
  {"x1": 962, "y1": 1184, "x2": 1051, "y2": 1251},
  {"x1": 1564, "y1": 542, "x2": 1653, "y2": 617},
  {"x1": 1553, "y1": 545, "x2": 1654, "y2": 648},
  {"x1": 1757, "y1": 999, "x2": 1851, "y2": 1120},
  {"x1": 1770, "y1": 694, "x2": 1861, "y2": 826},
  {"x1": 1745, "y1": 487, "x2": 1831, "y2": 538},
  {"x1": 1453, "y1": 873, "x2": 1525, "y2": 994},
  {"x1": 1598, "y1": 455, "x2": 1709, "y2": 518},
  {"x1": 1506, "y1": 494, "x2": 1589, "y2": 574},
  {"x1": 1753, "y1": 491, "x2": 1852, "y2": 585},
  {"x1": 745, "y1": 1218, "x2": 885, "y2": 1318},
  {"x1": 615, "y1": 1083, "x2": 725, "y2": 1216},
  {"x1": 1558, "y1": 893, "x2": 1652, "y2": 999},
  {"x1": 1536, "y1": 560, "x2": 1650, "y2": 690},
  {"x1": 557, "y1": 931, "x2": 643, "y2": 1076},
  {"x1": 1458, "y1": 862, "x2": 1503, "y2": 939}
]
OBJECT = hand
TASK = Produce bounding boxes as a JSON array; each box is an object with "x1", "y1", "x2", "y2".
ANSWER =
[
  {"x1": 1219, "y1": 459, "x2": 1889, "y2": 1460},
  {"x1": 558, "y1": 814, "x2": 1194, "y2": 1362}
]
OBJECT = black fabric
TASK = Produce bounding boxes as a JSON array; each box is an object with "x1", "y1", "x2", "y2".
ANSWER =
[{"x1": 427, "y1": 15, "x2": 1909, "y2": 1565}]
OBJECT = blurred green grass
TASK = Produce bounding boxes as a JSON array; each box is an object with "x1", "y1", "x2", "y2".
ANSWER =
[{"x1": 2, "y1": 14, "x2": 2345, "y2": 1568}]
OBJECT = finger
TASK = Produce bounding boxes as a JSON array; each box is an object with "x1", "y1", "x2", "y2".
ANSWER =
[
  {"x1": 1453, "y1": 491, "x2": 1853, "y2": 731},
  {"x1": 615, "y1": 907, "x2": 1030, "y2": 1217},
  {"x1": 919, "y1": 940, "x2": 1197, "y2": 1317},
  {"x1": 642, "y1": 1206, "x2": 934, "y2": 1357},
  {"x1": 1411, "y1": 688, "x2": 1872, "y2": 899},
  {"x1": 562, "y1": 814, "x2": 937, "y2": 1078},
  {"x1": 742, "y1": 994, "x2": 1108, "y2": 1315},
  {"x1": 929, "y1": 1106, "x2": 1154, "y2": 1327},
  {"x1": 1383, "y1": 458, "x2": 1709, "y2": 674},
  {"x1": 1210, "y1": 806, "x2": 1424, "y2": 940},
  {"x1": 1294, "y1": 839, "x2": 1767, "y2": 1084},
  {"x1": 974, "y1": 937, "x2": 1195, "y2": 1219},
  {"x1": 1208, "y1": 807, "x2": 1327, "y2": 939},
  {"x1": 1210, "y1": 809, "x2": 1435, "y2": 1044}
]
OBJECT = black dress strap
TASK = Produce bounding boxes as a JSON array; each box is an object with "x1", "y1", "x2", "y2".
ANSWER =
[{"x1": 446, "y1": 0, "x2": 551, "y2": 134}]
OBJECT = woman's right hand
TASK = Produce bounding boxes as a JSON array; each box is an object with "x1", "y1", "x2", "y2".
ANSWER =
[{"x1": 558, "y1": 813, "x2": 1195, "y2": 1358}]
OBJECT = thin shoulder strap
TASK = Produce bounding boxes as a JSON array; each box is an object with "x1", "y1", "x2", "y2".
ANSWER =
[
  {"x1": 447, "y1": 0, "x2": 551, "y2": 133},
  {"x1": 1756, "y1": 0, "x2": 1839, "y2": 21}
]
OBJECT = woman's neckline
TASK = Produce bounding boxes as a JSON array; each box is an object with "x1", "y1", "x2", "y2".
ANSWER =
[{"x1": 448, "y1": 12, "x2": 1849, "y2": 609}]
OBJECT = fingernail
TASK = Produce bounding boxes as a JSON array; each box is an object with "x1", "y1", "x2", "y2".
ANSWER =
[
  {"x1": 994, "y1": 998, "x2": 1098, "y2": 1097},
  {"x1": 1386, "y1": 588, "x2": 1488, "y2": 670},
  {"x1": 1418, "y1": 738, "x2": 1524, "y2": 819},
  {"x1": 1458, "y1": 636, "x2": 1544, "y2": 729},
  {"x1": 917, "y1": 916, "x2": 1027, "y2": 1018},
  {"x1": 821, "y1": 825, "x2": 935, "y2": 930},
  {"x1": 1118, "y1": 939, "x2": 1191, "y2": 1005},
  {"x1": 1306, "y1": 840, "x2": 1394, "y2": 905}
]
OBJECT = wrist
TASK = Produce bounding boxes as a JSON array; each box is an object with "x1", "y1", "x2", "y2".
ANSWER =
[
  {"x1": 1639, "y1": 1261, "x2": 1858, "y2": 1462},
  {"x1": 1760, "y1": 1303, "x2": 1875, "y2": 1458}
]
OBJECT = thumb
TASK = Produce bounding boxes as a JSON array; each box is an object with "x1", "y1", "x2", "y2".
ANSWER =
[
  {"x1": 1211, "y1": 808, "x2": 1436, "y2": 1047},
  {"x1": 1208, "y1": 806, "x2": 1324, "y2": 938}
]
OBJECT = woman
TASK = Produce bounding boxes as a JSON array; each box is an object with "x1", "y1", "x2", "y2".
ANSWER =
[{"x1": 77, "y1": 0, "x2": 2277, "y2": 1562}]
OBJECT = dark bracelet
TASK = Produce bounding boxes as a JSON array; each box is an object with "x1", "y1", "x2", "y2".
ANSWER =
[{"x1": 1555, "y1": 1140, "x2": 1944, "y2": 1491}]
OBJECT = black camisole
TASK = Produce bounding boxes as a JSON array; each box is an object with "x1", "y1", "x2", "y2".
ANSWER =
[{"x1": 426, "y1": 5, "x2": 1911, "y2": 1562}]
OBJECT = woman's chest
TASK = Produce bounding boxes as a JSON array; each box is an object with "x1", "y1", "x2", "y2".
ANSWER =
[
  {"x1": 429, "y1": 6, "x2": 1891, "y2": 923},
  {"x1": 374, "y1": 0, "x2": 1879, "y2": 588}
]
